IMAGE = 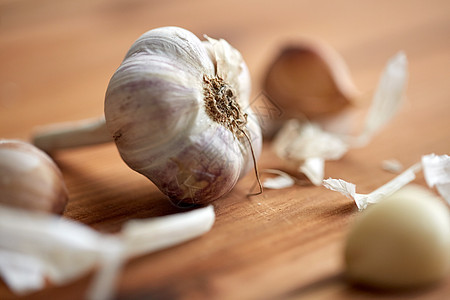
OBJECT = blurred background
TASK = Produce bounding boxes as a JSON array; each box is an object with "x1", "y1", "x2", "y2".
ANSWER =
[{"x1": 1, "y1": 0, "x2": 449, "y2": 140}]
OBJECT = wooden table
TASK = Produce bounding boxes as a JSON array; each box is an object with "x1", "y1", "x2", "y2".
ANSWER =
[{"x1": 1, "y1": 0, "x2": 449, "y2": 299}]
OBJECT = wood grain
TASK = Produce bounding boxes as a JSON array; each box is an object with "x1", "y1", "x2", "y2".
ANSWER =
[{"x1": 1, "y1": 0, "x2": 449, "y2": 299}]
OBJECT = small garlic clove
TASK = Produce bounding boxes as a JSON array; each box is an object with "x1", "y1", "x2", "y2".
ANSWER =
[
  {"x1": 0, "y1": 140, "x2": 68, "y2": 214},
  {"x1": 345, "y1": 184, "x2": 450, "y2": 289},
  {"x1": 263, "y1": 39, "x2": 360, "y2": 120}
]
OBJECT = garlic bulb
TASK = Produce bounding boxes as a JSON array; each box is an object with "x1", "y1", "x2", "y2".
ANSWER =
[
  {"x1": 33, "y1": 27, "x2": 262, "y2": 204},
  {"x1": 0, "y1": 140, "x2": 68, "y2": 214}
]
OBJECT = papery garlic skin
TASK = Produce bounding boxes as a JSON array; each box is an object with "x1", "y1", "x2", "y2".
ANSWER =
[
  {"x1": 105, "y1": 27, "x2": 261, "y2": 204},
  {"x1": 0, "y1": 140, "x2": 68, "y2": 214}
]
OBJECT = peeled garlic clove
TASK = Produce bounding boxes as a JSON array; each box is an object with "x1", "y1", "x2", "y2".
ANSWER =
[
  {"x1": 345, "y1": 184, "x2": 450, "y2": 289},
  {"x1": 105, "y1": 27, "x2": 261, "y2": 203},
  {"x1": 0, "y1": 140, "x2": 68, "y2": 214},
  {"x1": 263, "y1": 39, "x2": 359, "y2": 120}
]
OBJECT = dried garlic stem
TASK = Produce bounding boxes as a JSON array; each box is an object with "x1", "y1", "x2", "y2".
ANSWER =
[
  {"x1": 241, "y1": 129, "x2": 263, "y2": 197},
  {"x1": 32, "y1": 117, "x2": 112, "y2": 153}
]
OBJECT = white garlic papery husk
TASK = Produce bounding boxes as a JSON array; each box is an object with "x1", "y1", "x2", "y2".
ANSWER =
[{"x1": 105, "y1": 27, "x2": 262, "y2": 204}]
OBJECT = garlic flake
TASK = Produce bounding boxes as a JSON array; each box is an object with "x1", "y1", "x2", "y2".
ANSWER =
[
  {"x1": 262, "y1": 169, "x2": 295, "y2": 189},
  {"x1": 422, "y1": 154, "x2": 450, "y2": 204},
  {"x1": 272, "y1": 119, "x2": 347, "y2": 185},
  {"x1": 323, "y1": 162, "x2": 422, "y2": 210},
  {"x1": 381, "y1": 159, "x2": 403, "y2": 173},
  {"x1": 355, "y1": 52, "x2": 408, "y2": 146}
]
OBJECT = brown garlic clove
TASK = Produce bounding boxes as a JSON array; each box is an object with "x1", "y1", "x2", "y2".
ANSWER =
[
  {"x1": 0, "y1": 140, "x2": 68, "y2": 214},
  {"x1": 263, "y1": 39, "x2": 360, "y2": 120}
]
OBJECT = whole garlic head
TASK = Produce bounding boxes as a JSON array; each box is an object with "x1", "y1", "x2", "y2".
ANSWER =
[
  {"x1": 105, "y1": 27, "x2": 262, "y2": 204},
  {"x1": 0, "y1": 140, "x2": 68, "y2": 214}
]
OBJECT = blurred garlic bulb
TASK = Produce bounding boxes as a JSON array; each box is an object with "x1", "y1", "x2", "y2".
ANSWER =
[
  {"x1": 33, "y1": 27, "x2": 262, "y2": 204},
  {"x1": 262, "y1": 39, "x2": 360, "y2": 136},
  {"x1": 0, "y1": 140, "x2": 68, "y2": 214},
  {"x1": 264, "y1": 39, "x2": 359, "y2": 118}
]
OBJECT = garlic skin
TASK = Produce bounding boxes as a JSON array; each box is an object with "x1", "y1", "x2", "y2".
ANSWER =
[
  {"x1": 105, "y1": 27, "x2": 261, "y2": 204},
  {"x1": 0, "y1": 140, "x2": 68, "y2": 214}
]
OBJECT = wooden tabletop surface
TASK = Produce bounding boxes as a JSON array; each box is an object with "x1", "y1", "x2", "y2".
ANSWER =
[{"x1": 1, "y1": 0, "x2": 450, "y2": 299}]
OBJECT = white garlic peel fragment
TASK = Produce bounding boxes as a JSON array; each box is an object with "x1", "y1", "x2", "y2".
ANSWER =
[
  {"x1": 355, "y1": 52, "x2": 408, "y2": 147},
  {"x1": 381, "y1": 159, "x2": 403, "y2": 173},
  {"x1": 261, "y1": 158, "x2": 324, "y2": 189},
  {"x1": 0, "y1": 204, "x2": 215, "y2": 299},
  {"x1": 323, "y1": 163, "x2": 422, "y2": 210},
  {"x1": 104, "y1": 27, "x2": 261, "y2": 203},
  {"x1": 273, "y1": 120, "x2": 348, "y2": 162},
  {"x1": 0, "y1": 140, "x2": 68, "y2": 214},
  {"x1": 299, "y1": 157, "x2": 325, "y2": 186},
  {"x1": 262, "y1": 169, "x2": 295, "y2": 189},
  {"x1": 422, "y1": 154, "x2": 450, "y2": 204},
  {"x1": 345, "y1": 184, "x2": 450, "y2": 289},
  {"x1": 272, "y1": 119, "x2": 347, "y2": 185}
]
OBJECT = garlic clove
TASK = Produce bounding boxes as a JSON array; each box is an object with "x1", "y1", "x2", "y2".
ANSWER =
[
  {"x1": 0, "y1": 140, "x2": 68, "y2": 214},
  {"x1": 345, "y1": 184, "x2": 450, "y2": 289},
  {"x1": 33, "y1": 117, "x2": 111, "y2": 153},
  {"x1": 263, "y1": 39, "x2": 360, "y2": 120}
]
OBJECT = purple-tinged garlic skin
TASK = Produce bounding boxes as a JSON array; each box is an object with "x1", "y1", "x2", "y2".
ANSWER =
[
  {"x1": 105, "y1": 27, "x2": 261, "y2": 204},
  {"x1": 0, "y1": 140, "x2": 68, "y2": 214}
]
